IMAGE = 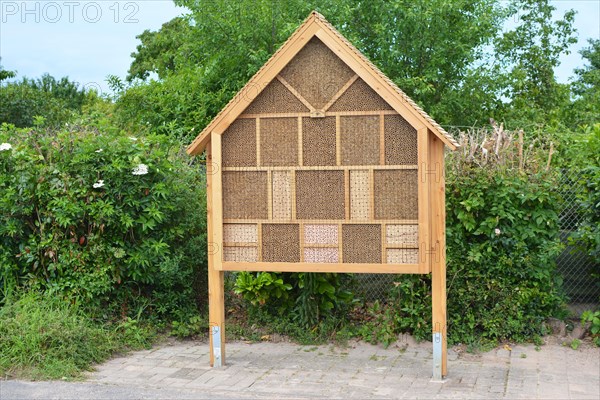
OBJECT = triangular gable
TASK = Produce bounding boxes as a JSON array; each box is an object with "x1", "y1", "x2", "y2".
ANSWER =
[{"x1": 187, "y1": 11, "x2": 458, "y2": 155}]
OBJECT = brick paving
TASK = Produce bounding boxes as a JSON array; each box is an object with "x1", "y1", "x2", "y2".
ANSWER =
[{"x1": 83, "y1": 338, "x2": 600, "y2": 399}]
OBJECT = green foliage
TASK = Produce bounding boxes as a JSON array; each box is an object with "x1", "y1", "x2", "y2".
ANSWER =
[
  {"x1": 561, "y1": 125, "x2": 600, "y2": 288},
  {"x1": 337, "y1": 0, "x2": 506, "y2": 127},
  {"x1": 127, "y1": 16, "x2": 197, "y2": 82},
  {"x1": 170, "y1": 315, "x2": 205, "y2": 339},
  {"x1": 444, "y1": 129, "x2": 565, "y2": 345},
  {"x1": 233, "y1": 272, "x2": 354, "y2": 328},
  {"x1": 569, "y1": 338, "x2": 581, "y2": 350},
  {"x1": 581, "y1": 310, "x2": 600, "y2": 346},
  {"x1": 0, "y1": 291, "x2": 153, "y2": 380},
  {"x1": 0, "y1": 63, "x2": 16, "y2": 82},
  {"x1": 0, "y1": 123, "x2": 207, "y2": 321},
  {"x1": 567, "y1": 39, "x2": 600, "y2": 129},
  {"x1": 112, "y1": 68, "x2": 226, "y2": 142},
  {"x1": 0, "y1": 73, "x2": 91, "y2": 128},
  {"x1": 492, "y1": 0, "x2": 576, "y2": 128},
  {"x1": 234, "y1": 272, "x2": 293, "y2": 311},
  {"x1": 294, "y1": 273, "x2": 354, "y2": 328},
  {"x1": 359, "y1": 276, "x2": 432, "y2": 347},
  {"x1": 229, "y1": 303, "x2": 353, "y2": 345},
  {"x1": 119, "y1": 0, "x2": 578, "y2": 140}
]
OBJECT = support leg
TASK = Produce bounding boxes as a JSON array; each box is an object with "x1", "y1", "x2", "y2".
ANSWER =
[
  {"x1": 206, "y1": 138, "x2": 225, "y2": 367},
  {"x1": 431, "y1": 242, "x2": 447, "y2": 380},
  {"x1": 208, "y1": 266, "x2": 225, "y2": 367},
  {"x1": 429, "y1": 136, "x2": 447, "y2": 380}
]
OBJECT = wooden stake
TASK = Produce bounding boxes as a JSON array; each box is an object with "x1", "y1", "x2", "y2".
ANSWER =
[
  {"x1": 546, "y1": 142, "x2": 554, "y2": 172},
  {"x1": 518, "y1": 130, "x2": 524, "y2": 173}
]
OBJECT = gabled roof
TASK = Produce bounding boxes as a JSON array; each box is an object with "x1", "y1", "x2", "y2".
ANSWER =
[{"x1": 187, "y1": 11, "x2": 458, "y2": 155}]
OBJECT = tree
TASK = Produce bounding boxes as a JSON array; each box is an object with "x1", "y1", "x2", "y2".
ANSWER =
[
  {"x1": 127, "y1": 16, "x2": 196, "y2": 82},
  {"x1": 120, "y1": 0, "x2": 578, "y2": 139},
  {"x1": 568, "y1": 39, "x2": 600, "y2": 128},
  {"x1": 0, "y1": 63, "x2": 16, "y2": 83},
  {"x1": 492, "y1": 0, "x2": 576, "y2": 128},
  {"x1": 0, "y1": 73, "x2": 88, "y2": 128}
]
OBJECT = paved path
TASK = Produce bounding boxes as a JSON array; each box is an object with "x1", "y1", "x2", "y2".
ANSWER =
[{"x1": 2, "y1": 339, "x2": 599, "y2": 399}]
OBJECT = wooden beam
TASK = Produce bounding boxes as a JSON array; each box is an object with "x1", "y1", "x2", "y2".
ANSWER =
[
  {"x1": 207, "y1": 136, "x2": 225, "y2": 367},
  {"x1": 417, "y1": 127, "x2": 430, "y2": 274},
  {"x1": 344, "y1": 169, "x2": 350, "y2": 220},
  {"x1": 290, "y1": 170, "x2": 297, "y2": 220},
  {"x1": 256, "y1": 118, "x2": 261, "y2": 167},
  {"x1": 277, "y1": 75, "x2": 316, "y2": 112},
  {"x1": 379, "y1": 113, "x2": 386, "y2": 165},
  {"x1": 223, "y1": 218, "x2": 419, "y2": 224},
  {"x1": 298, "y1": 117, "x2": 303, "y2": 166},
  {"x1": 429, "y1": 132, "x2": 447, "y2": 378},
  {"x1": 222, "y1": 165, "x2": 418, "y2": 172},
  {"x1": 221, "y1": 261, "x2": 423, "y2": 274},
  {"x1": 337, "y1": 222, "x2": 343, "y2": 263},
  {"x1": 322, "y1": 74, "x2": 359, "y2": 112},
  {"x1": 267, "y1": 169, "x2": 273, "y2": 220},
  {"x1": 336, "y1": 114, "x2": 341, "y2": 166},
  {"x1": 238, "y1": 110, "x2": 399, "y2": 119}
]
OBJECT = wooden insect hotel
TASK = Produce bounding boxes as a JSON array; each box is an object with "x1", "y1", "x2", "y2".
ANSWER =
[{"x1": 187, "y1": 11, "x2": 458, "y2": 379}]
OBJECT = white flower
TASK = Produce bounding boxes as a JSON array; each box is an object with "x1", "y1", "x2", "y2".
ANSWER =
[
  {"x1": 494, "y1": 228, "x2": 501, "y2": 236},
  {"x1": 95, "y1": 148, "x2": 103, "y2": 153},
  {"x1": 128, "y1": 136, "x2": 138, "y2": 141},
  {"x1": 132, "y1": 164, "x2": 149, "y2": 176},
  {"x1": 0, "y1": 143, "x2": 12, "y2": 151},
  {"x1": 93, "y1": 180, "x2": 105, "y2": 189}
]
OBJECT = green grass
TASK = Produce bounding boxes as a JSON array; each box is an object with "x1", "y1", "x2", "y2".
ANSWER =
[{"x1": 0, "y1": 291, "x2": 155, "y2": 380}]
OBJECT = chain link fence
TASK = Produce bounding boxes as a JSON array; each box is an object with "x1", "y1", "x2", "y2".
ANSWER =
[{"x1": 557, "y1": 169, "x2": 600, "y2": 315}]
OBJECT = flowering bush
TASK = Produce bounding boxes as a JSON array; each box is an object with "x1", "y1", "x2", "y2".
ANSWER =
[{"x1": 0, "y1": 123, "x2": 207, "y2": 321}]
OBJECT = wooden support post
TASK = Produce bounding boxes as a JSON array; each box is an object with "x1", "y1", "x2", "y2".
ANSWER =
[
  {"x1": 429, "y1": 133, "x2": 447, "y2": 380},
  {"x1": 207, "y1": 134, "x2": 225, "y2": 367}
]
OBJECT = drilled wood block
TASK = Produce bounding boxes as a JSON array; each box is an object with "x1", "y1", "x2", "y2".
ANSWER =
[
  {"x1": 223, "y1": 224, "x2": 258, "y2": 243},
  {"x1": 304, "y1": 247, "x2": 339, "y2": 263},
  {"x1": 296, "y1": 170, "x2": 345, "y2": 220},
  {"x1": 260, "y1": 117, "x2": 298, "y2": 166},
  {"x1": 304, "y1": 224, "x2": 338, "y2": 245},
  {"x1": 374, "y1": 170, "x2": 418, "y2": 220},
  {"x1": 342, "y1": 224, "x2": 382, "y2": 264},
  {"x1": 223, "y1": 246, "x2": 258, "y2": 262},
  {"x1": 280, "y1": 37, "x2": 355, "y2": 110},
  {"x1": 222, "y1": 171, "x2": 268, "y2": 219},
  {"x1": 262, "y1": 224, "x2": 300, "y2": 262},
  {"x1": 272, "y1": 171, "x2": 292, "y2": 220},
  {"x1": 386, "y1": 225, "x2": 418, "y2": 245},
  {"x1": 341, "y1": 115, "x2": 380, "y2": 165},
  {"x1": 387, "y1": 248, "x2": 418, "y2": 264},
  {"x1": 350, "y1": 170, "x2": 370, "y2": 220},
  {"x1": 385, "y1": 114, "x2": 418, "y2": 165}
]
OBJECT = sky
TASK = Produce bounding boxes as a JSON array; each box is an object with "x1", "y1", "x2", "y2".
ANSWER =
[{"x1": 0, "y1": 0, "x2": 599, "y2": 96}]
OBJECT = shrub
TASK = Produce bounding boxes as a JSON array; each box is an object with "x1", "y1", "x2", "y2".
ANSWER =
[
  {"x1": 0, "y1": 123, "x2": 207, "y2": 321},
  {"x1": 359, "y1": 124, "x2": 565, "y2": 346},
  {"x1": 445, "y1": 125, "x2": 565, "y2": 344}
]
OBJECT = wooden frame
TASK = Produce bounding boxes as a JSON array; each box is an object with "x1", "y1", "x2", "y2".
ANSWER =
[{"x1": 188, "y1": 11, "x2": 455, "y2": 380}]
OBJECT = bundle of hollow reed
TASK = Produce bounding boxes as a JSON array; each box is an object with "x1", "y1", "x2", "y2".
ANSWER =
[{"x1": 447, "y1": 119, "x2": 555, "y2": 176}]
